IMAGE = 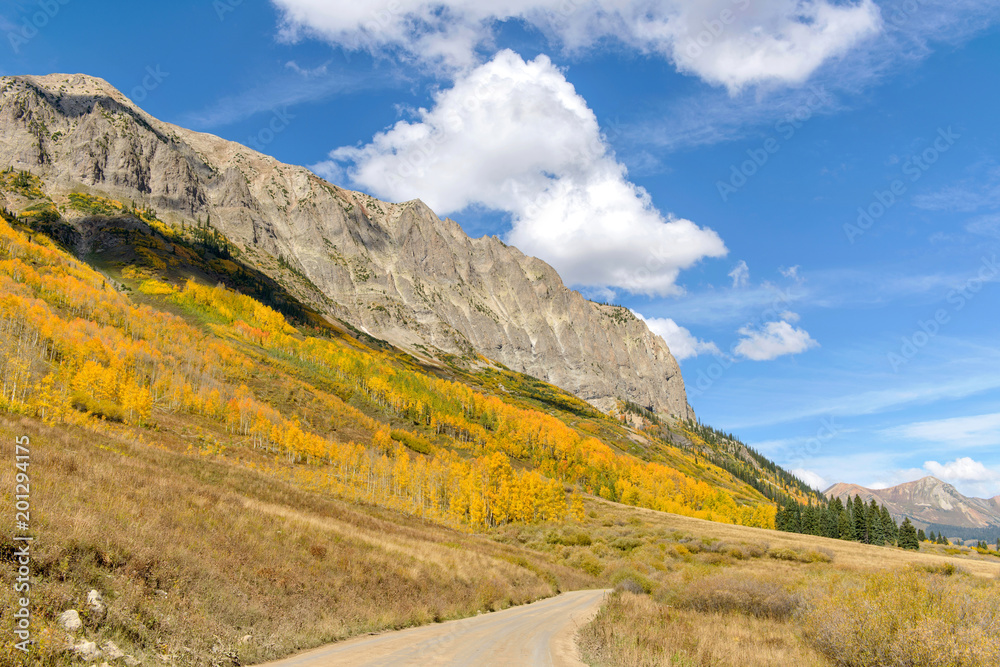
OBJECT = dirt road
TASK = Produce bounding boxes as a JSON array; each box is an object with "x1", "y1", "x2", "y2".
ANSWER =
[{"x1": 257, "y1": 589, "x2": 609, "y2": 667}]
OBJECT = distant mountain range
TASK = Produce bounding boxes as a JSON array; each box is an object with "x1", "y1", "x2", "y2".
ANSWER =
[{"x1": 826, "y1": 477, "x2": 1000, "y2": 538}]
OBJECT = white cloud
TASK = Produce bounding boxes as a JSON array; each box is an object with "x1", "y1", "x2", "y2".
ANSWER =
[
  {"x1": 913, "y1": 164, "x2": 1000, "y2": 213},
  {"x1": 321, "y1": 50, "x2": 727, "y2": 295},
  {"x1": 271, "y1": 0, "x2": 882, "y2": 91},
  {"x1": 792, "y1": 468, "x2": 828, "y2": 491},
  {"x1": 924, "y1": 457, "x2": 999, "y2": 483},
  {"x1": 633, "y1": 313, "x2": 720, "y2": 361},
  {"x1": 734, "y1": 315, "x2": 818, "y2": 361},
  {"x1": 728, "y1": 260, "x2": 749, "y2": 288},
  {"x1": 884, "y1": 412, "x2": 1000, "y2": 448},
  {"x1": 966, "y1": 214, "x2": 1000, "y2": 238},
  {"x1": 780, "y1": 265, "x2": 801, "y2": 280}
]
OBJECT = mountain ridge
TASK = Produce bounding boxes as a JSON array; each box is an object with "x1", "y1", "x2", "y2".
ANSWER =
[
  {"x1": 0, "y1": 72, "x2": 693, "y2": 418},
  {"x1": 825, "y1": 476, "x2": 1000, "y2": 532}
]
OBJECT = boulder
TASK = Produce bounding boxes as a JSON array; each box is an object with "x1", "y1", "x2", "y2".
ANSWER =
[
  {"x1": 73, "y1": 639, "x2": 101, "y2": 662},
  {"x1": 58, "y1": 609, "x2": 82, "y2": 633}
]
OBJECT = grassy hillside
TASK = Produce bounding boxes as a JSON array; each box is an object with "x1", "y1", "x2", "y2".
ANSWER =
[
  {"x1": 0, "y1": 174, "x2": 785, "y2": 530},
  {"x1": 3, "y1": 174, "x2": 996, "y2": 667}
]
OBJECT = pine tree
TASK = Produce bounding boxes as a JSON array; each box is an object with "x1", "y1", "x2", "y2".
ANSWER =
[
  {"x1": 918, "y1": 529, "x2": 927, "y2": 542},
  {"x1": 838, "y1": 511, "x2": 854, "y2": 541},
  {"x1": 803, "y1": 502, "x2": 817, "y2": 536},
  {"x1": 899, "y1": 518, "x2": 919, "y2": 550},
  {"x1": 853, "y1": 494, "x2": 868, "y2": 543},
  {"x1": 868, "y1": 499, "x2": 885, "y2": 545},
  {"x1": 880, "y1": 506, "x2": 898, "y2": 546}
]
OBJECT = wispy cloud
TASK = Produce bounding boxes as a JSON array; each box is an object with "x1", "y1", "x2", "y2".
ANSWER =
[
  {"x1": 881, "y1": 412, "x2": 1000, "y2": 448},
  {"x1": 180, "y1": 64, "x2": 387, "y2": 129},
  {"x1": 914, "y1": 163, "x2": 1000, "y2": 213},
  {"x1": 627, "y1": 0, "x2": 1000, "y2": 153},
  {"x1": 730, "y1": 371, "x2": 1000, "y2": 430}
]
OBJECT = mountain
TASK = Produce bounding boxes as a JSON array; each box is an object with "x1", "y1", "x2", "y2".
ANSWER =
[
  {"x1": 825, "y1": 477, "x2": 1000, "y2": 532},
  {"x1": 0, "y1": 73, "x2": 692, "y2": 418}
]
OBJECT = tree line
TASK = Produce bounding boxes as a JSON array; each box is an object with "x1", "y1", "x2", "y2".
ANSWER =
[{"x1": 776, "y1": 494, "x2": 920, "y2": 550}]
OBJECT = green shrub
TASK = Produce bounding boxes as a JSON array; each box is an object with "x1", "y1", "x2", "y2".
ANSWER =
[
  {"x1": 611, "y1": 536, "x2": 644, "y2": 552},
  {"x1": 71, "y1": 391, "x2": 125, "y2": 422},
  {"x1": 609, "y1": 569, "x2": 655, "y2": 594}
]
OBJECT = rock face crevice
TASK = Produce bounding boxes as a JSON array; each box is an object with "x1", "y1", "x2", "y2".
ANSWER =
[{"x1": 0, "y1": 73, "x2": 694, "y2": 418}]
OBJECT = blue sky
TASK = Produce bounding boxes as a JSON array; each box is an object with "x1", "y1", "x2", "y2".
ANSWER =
[{"x1": 3, "y1": 0, "x2": 999, "y2": 496}]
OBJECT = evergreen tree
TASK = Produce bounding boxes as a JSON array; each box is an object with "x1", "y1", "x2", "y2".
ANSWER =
[
  {"x1": 899, "y1": 518, "x2": 920, "y2": 550},
  {"x1": 838, "y1": 510, "x2": 854, "y2": 541},
  {"x1": 824, "y1": 503, "x2": 839, "y2": 539},
  {"x1": 803, "y1": 502, "x2": 820, "y2": 536},
  {"x1": 880, "y1": 506, "x2": 898, "y2": 546},
  {"x1": 867, "y1": 500, "x2": 884, "y2": 545},
  {"x1": 917, "y1": 529, "x2": 927, "y2": 542},
  {"x1": 853, "y1": 494, "x2": 868, "y2": 543}
]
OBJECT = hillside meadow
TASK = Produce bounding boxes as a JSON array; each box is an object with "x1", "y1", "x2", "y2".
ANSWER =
[{"x1": 1, "y1": 182, "x2": 998, "y2": 666}]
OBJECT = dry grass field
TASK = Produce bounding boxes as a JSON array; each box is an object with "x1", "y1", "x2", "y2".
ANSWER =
[
  {"x1": 0, "y1": 415, "x2": 593, "y2": 666},
  {"x1": 555, "y1": 500, "x2": 1000, "y2": 667},
  {"x1": 3, "y1": 410, "x2": 998, "y2": 667}
]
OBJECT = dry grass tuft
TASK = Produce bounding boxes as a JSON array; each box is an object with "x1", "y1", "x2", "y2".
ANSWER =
[
  {"x1": 580, "y1": 591, "x2": 828, "y2": 667},
  {"x1": 803, "y1": 569, "x2": 1000, "y2": 666},
  {"x1": 673, "y1": 573, "x2": 803, "y2": 621}
]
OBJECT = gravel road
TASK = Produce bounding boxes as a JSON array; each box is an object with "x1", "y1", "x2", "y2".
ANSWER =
[{"x1": 256, "y1": 589, "x2": 609, "y2": 667}]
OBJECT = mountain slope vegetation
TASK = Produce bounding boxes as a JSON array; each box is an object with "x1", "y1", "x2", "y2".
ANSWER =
[{"x1": 0, "y1": 171, "x2": 808, "y2": 664}]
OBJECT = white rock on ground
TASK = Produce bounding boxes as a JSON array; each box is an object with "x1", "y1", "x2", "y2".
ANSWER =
[
  {"x1": 58, "y1": 609, "x2": 82, "y2": 633},
  {"x1": 73, "y1": 639, "x2": 101, "y2": 662},
  {"x1": 102, "y1": 641, "x2": 125, "y2": 660},
  {"x1": 87, "y1": 589, "x2": 106, "y2": 614}
]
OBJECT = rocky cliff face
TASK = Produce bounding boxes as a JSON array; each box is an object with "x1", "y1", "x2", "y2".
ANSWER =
[
  {"x1": 0, "y1": 73, "x2": 693, "y2": 418},
  {"x1": 825, "y1": 477, "x2": 1000, "y2": 530}
]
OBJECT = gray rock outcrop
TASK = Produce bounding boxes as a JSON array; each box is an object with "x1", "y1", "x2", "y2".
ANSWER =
[{"x1": 0, "y1": 73, "x2": 693, "y2": 417}]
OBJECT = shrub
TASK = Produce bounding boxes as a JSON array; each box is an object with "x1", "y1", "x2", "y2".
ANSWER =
[
  {"x1": 71, "y1": 391, "x2": 125, "y2": 422},
  {"x1": 804, "y1": 569, "x2": 1000, "y2": 666},
  {"x1": 915, "y1": 562, "x2": 966, "y2": 577},
  {"x1": 615, "y1": 578, "x2": 647, "y2": 595},
  {"x1": 767, "y1": 547, "x2": 833, "y2": 563},
  {"x1": 675, "y1": 574, "x2": 803, "y2": 621},
  {"x1": 609, "y1": 569, "x2": 655, "y2": 595},
  {"x1": 611, "y1": 536, "x2": 643, "y2": 552},
  {"x1": 570, "y1": 551, "x2": 603, "y2": 577},
  {"x1": 548, "y1": 529, "x2": 592, "y2": 547}
]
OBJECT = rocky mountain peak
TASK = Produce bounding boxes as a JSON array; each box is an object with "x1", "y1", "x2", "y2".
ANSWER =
[
  {"x1": 0, "y1": 73, "x2": 694, "y2": 418},
  {"x1": 826, "y1": 477, "x2": 1000, "y2": 531}
]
